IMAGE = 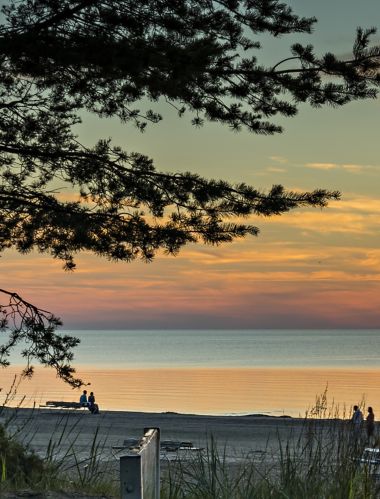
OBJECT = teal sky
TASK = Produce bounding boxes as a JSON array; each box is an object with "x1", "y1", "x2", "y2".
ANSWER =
[{"x1": 3, "y1": 0, "x2": 380, "y2": 329}]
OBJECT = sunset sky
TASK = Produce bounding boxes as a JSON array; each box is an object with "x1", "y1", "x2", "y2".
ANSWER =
[{"x1": 3, "y1": 0, "x2": 380, "y2": 330}]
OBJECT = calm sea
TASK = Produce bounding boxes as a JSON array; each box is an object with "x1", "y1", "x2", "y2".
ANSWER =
[{"x1": 3, "y1": 329, "x2": 380, "y2": 416}]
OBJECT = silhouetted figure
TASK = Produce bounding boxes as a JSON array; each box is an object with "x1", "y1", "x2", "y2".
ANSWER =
[
  {"x1": 88, "y1": 391, "x2": 100, "y2": 414},
  {"x1": 352, "y1": 405, "x2": 363, "y2": 442},
  {"x1": 366, "y1": 407, "x2": 375, "y2": 444},
  {"x1": 79, "y1": 389, "x2": 88, "y2": 407}
]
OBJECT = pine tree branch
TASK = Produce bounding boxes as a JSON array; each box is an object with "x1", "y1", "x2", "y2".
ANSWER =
[{"x1": 0, "y1": 289, "x2": 83, "y2": 387}]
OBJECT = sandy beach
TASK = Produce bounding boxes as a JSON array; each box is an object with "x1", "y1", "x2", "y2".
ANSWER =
[
  {"x1": 1, "y1": 406, "x2": 326, "y2": 465},
  {"x1": 1, "y1": 406, "x2": 369, "y2": 499}
]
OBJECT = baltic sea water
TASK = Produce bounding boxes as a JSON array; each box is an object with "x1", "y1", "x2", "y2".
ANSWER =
[
  {"x1": 3, "y1": 329, "x2": 380, "y2": 416},
  {"x1": 68, "y1": 329, "x2": 380, "y2": 369}
]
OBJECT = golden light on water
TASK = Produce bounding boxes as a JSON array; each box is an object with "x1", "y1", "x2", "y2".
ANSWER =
[{"x1": 1, "y1": 367, "x2": 379, "y2": 417}]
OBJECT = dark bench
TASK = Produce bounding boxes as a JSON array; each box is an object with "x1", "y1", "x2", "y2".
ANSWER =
[{"x1": 40, "y1": 401, "x2": 85, "y2": 409}]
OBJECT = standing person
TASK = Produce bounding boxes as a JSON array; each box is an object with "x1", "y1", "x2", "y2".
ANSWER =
[
  {"x1": 88, "y1": 391, "x2": 100, "y2": 414},
  {"x1": 79, "y1": 390, "x2": 88, "y2": 407},
  {"x1": 366, "y1": 407, "x2": 375, "y2": 445},
  {"x1": 352, "y1": 405, "x2": 363, "y2": 440}
]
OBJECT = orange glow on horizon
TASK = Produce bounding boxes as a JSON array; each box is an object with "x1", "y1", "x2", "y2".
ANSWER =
[{"x1": 2, "y1": 188, "x2": 380, "y2": 328}]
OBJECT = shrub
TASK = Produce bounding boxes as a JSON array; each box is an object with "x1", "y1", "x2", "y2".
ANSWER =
[{"x1": 0, "y1": 422, "x2": 48, "y2": 488}]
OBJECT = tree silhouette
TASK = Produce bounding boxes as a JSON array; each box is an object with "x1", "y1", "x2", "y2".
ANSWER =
[{"x1": 0, "y1": 0, "x2": 379, "y2": 385}]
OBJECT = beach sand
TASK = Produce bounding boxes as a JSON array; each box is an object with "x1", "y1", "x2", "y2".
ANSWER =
[
  {"x1": 1, "y1": 407, "x2": 316, "y2": 464},
  {"x1": 1, "y1": 408, "x2": 360, "y2": 498}
]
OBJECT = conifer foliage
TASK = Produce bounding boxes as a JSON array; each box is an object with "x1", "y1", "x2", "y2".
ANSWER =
[{"x1": 0, "y1": 1, "x2": 379, "y2": 384}]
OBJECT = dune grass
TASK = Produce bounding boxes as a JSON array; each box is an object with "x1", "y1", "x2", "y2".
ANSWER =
[
  {"x1": 0, "y1": 414, "x2": 120, "y2": 496},
  {"x1": 0, "y1": 377, "x2": 119, "y2": 496},
  {"x1": 161, "y1": 392, "x2": 380, "y2": 499},
  {"x1": 160, "y1": 431, "x2": 378, "y2": 499}
]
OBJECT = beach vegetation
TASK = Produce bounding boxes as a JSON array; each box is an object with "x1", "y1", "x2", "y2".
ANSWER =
[
  {"x1": 161, "y1": 392, "x2": 379, "y2": 498},
  {"x1": 0, "y1": 410, "x2": 119, "y2": 496},
  {"x1": 0, "y1": 422, "x2": 52, "y2": 490},
  {"x1": 161, "y1": 424, "x2": 377, "y2": 499},
  {"x1": 46, "y1": 422, "x2": 119, "y2": 496},
  {"x1": 0, "y1": 0, "x2": 380, "y2": 381}
]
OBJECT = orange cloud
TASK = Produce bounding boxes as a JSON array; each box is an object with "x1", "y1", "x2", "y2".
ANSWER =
[
  {"x1": 266, "y1": 167, "x2": 287, "y2": 173},
  {"x1": 269, "y1": 155, "x2": 289, "y2": 164},
  {"x1": 306, "y1": 162, "x2": 338, "y2": 170},
  {"x1": 305, "y1": 162, "x2": 380, "y2": 173}
]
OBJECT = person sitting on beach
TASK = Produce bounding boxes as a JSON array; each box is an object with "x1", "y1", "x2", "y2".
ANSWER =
[
  {"x1": 79, "y1": 390, "x2": 88, "y2": 407},
  {"x1": 88, "y1": 391, "x2": 100, "y2": 414},
  {"x1": 366, "y1": 406, "x2": 375, "y2": 444}
]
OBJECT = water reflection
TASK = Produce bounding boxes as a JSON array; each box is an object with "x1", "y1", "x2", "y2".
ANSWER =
[{"x1": 1, "y1": 367, "x2": 378, "y2": 417}]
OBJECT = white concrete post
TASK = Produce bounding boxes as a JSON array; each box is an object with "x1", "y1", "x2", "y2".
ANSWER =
[{"x1": 120, "y1": 427, "x2": 160, "y2": 499}]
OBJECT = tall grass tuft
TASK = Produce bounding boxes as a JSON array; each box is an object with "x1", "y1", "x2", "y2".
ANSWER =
[
  {"x1": 162, "y1": 390, "x2": 380, "y2": 499},
  {"x1": 42, "y1": 414, "x2": 120, "y2": 496},
  {"x1": 0, "y1": 422, "x2": 54, "y2": 491},
  {"x1": 0, "y1": 379, "x2": 119, "y2": 496},
  {"x1": 0, "y1": 414, "x2": 120, "y2": 496}
]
